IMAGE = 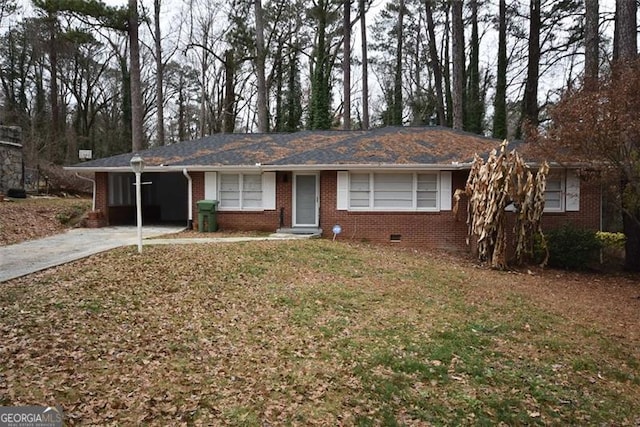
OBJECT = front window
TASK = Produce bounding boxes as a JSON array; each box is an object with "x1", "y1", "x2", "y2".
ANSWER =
[
  {"x1": 545, "y1": 173, "x2": 563, "y2": 211},
  {"x1": 417, "y1": 174, "x2": 438, "y2": 208},
  {"x1": 219, "y1": 173, "x2": 262, "y2": 209},
  {"x1": 349, "y1": 172, "x2": 439, "y2": 211},
  {"x1": 349, "y1": 173, "x2": 370, "y2": 208},
  {"x1": 374, "y1": 173, "x2": 413, "y2": 208}
]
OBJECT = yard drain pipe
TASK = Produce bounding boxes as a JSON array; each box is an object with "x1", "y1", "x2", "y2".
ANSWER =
[
  {"x1": 75, "y1": 173, "x2": 96, "y2": 211},
  {"x1": 183, "y1": 168, "x2": 193, "y2": 229}
]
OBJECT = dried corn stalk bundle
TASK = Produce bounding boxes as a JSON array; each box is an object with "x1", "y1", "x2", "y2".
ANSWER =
[{"x1": 454, "y1": 141, "x2": 549, "y2": 269}]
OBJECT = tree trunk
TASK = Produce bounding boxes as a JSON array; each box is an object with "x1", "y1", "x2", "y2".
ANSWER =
[
  {"x1": 223, "y1": 49, "x2": 236, "y2": 133},
  {"x1": 274, "y1": 47, "x2": 284, "y2": 131},
  {"x1": 613, "y1": 0, "x2": 638, "y2": 270},
  {"x1": 425, "y1": 0, "x2": 445, "y2": 126},
  {"x1": 343, "y1": 0, "x2": 351, "y2": 130},
  {"x1": 310, "y1": 0, "x2": 331, "y2": 130},
  {"x1": 492, "y1": 0, "x2": 507, "y2": 139},
  {"x1": 623, "y1": 205, "x2": 640, "y2": 271},
  {"x1": 521, "y1": 0, "x2": 540, "y2": 135},
  {"x1": 254, "y1": 0, "x2": 268, "y2": 133},
  {"x1": 360, "y1": 0, "x2": 369, "y2": 129},
  {"x1": 47, "y1": 13, "x2": 62, "y2": 163},
  {"x1": 177, "y1": 74, "x2": 186, "y2": 142},
  {"x1": 451, "y1": 0, "x2": 464, "y2": 130},
  {"x1": 613, "y1": 0, "x2": 637, "y2": 62},
  {"x1": 154, "y1": 0, "x2": 165, "y2": 145},
  {"x1": 466, "y1": 0, "x2": 482, "y2": 134},
  {"x1": 129, "y1": 0, "x2": 144, "y2": 152},
  {"x1": 443, "y1": 2, "x2": 452, "y2": 126},
  {"x1": 392, "y1": 0, "x2": 404, "y2": 126},
  {"x1": 584, "y1": 0, "x2": 599, "y2": 91}
]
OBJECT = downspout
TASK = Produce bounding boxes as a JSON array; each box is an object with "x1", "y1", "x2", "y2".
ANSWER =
[
  {"x1": 75, "y1": 173, "x2": 96, "y2": 211},
  {"x1": 182, "y1": 168, "x2": 193, "y2": 229}
]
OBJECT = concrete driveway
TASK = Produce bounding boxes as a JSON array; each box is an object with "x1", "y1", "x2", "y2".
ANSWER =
[
  {"x1": 0, "y1": 226, "x2": 184, "y2": 283},
  {"x1": 0, "y1": 226, "x2": 317, "y2": 283}
]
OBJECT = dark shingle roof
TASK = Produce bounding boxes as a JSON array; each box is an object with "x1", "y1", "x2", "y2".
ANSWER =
[{"x1": 68, "y1": 126, "x2": 502, "y2": 170}]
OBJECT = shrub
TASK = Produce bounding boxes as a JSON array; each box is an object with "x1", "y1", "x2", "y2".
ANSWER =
[
  {"x1": 544, "y1": 225, "x2": 602, "y2": 270},
  {"x1": 56, "y1": 204, "x2": 89, "y2": 226},
  {"x1": 595, "y1": 231, "x2": 626, "y2": 249}
]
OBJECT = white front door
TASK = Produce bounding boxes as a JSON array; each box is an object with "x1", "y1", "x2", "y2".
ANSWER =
[{"x1": 293, "y1": 173, "x2": 319, "y2": 227}]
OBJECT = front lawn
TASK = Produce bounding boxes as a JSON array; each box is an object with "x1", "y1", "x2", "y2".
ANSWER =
[{"x1": 1, "y1": 240, "x2": 639, "y2": 425}]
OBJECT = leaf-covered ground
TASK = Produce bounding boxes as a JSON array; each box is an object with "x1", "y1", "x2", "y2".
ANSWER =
[
  {"x1": 0, "y1": 196, "x2": 91, "y2": 246},
  {"x1": 1, "y1": 240, "x2": 639, "y2": 425}
]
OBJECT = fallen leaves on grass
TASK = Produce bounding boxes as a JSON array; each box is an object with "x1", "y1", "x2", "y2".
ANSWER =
[
  {"x1": 0, "y1": 197, "x2": 91, "y2": 246},
  {"x1": 1, "y1": 240, "x2": 639, "y2": 425}
]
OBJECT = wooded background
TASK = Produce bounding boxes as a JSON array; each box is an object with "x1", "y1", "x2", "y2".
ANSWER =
[{"x1": 0, "y1": 0, "x2": 634, "y2": 165}]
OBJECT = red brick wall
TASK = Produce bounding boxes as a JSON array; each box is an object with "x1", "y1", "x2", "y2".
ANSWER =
[
  {"x1": 95, "y1": 172, "x2": 109, "y2": 222},
  {"x1": 318, "y1": 170, "x2": 470, "y2": 250},
  {"x1": 107, "y1": 169, "x2": 601, "y2": 250},
  {"x1": 540, "y1": 179, "x2": 601, "y2": 231},
  {"x1": 191, "y1": 171, "x2": 286, "y2": 232},
  {"x1": 191, "y1": 172, "x2": 204, "y2": 229},
  {"x1": 276, "y1": 171, "x2": 293, "y2": 228}
]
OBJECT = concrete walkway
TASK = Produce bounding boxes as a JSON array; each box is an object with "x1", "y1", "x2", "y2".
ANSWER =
[{"x1": 0, "y1": 227, "x2": 314, "y2": 283}]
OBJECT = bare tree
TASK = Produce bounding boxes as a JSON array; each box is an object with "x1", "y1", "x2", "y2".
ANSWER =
[
  {"x1": 392, "y1": 0, "x2": 405, "y2": 126},
  {"x1": 451, "y1": 0, "x2": 464, "y2": 130},
  {"x1": 492, "y1": 0, "x2": 507, "y2": 139},
  {"x1": 521, "y1": 0, "x2": 540, "y2": 135},
  {"x1": 254, "y1": 0, "x2": 268, "y2": 133},
  {"x1": 424, "y1": 0, "x2": 445, "y2": 126},
  {"x1": 359, "y1": 0, "x2": 369, "y2": 129},
  {"x1": 584, "y1": 0, "x2": 599, "y2": 91},
  {"x1": 343, "y1": 0, "x2": 351, "y2": 130},
  {"x1": 128, "y1": 0, "x2": 144, "y2": 152},
  {"x1": 153, "y1": 0, "x2": 165, "y2": 145},
  {"x1": 613, "y1": 0, "x2": 637, "y2": 62}
]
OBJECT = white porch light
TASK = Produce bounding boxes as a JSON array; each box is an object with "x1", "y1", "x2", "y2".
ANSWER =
[{"x1": 130, "y1": 154, "x2": 145, "y2": 253}]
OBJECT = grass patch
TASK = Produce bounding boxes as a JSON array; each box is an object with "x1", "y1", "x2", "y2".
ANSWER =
[{"x1": 1, "y1": 240, "x2": 639, "y2": 425}]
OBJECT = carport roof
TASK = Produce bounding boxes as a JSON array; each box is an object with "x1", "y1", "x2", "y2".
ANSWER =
[{"x1": 66, "y1": 126, "x2": 505, "y2": 171}]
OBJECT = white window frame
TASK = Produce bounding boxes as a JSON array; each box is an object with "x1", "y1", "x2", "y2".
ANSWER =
[
  {"x1": 544, "y1": 171, "x2": 565, "y2": 212},
  {"x1": 347, "y1": 172, "x2": 441, "y2": 212},
  {"x1": 218, "y1": 173, "x2": 264, "y2": 211}
]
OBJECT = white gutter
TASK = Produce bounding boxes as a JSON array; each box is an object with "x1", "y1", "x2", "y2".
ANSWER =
[
  {"x1": 64, "y1": 162, "x2": 476, "y2": 173},
  {"x1": 75, "y1": 173, "x2": 96, "y2": 210},
  {"x1": 182, "y1": 168, "x2": 193, "y2": 228}
]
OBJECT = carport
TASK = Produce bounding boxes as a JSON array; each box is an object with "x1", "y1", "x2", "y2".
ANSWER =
[{"x1": 107, "y1": 171, "x2": 189, "y2": 225}]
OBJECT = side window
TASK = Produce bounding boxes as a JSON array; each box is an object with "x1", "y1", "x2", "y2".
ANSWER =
[
  {"x1": 219, "y1": 174, "x2": 240, "y2": 208},
  {"x1": 545, "y1": 173, "x2": 564, "y2": 212},
  {"x1": 349, "y1": 173, "x2": 370, "y2": 208},
  {"x1": 417, "y1": 174, "x2": 438, "y2": 208},
  {"x1": 242, "y1": 174, "x2": 262, "y2": 208},
  {"x1": 219, "y1": 173, "x2": 263, "y2": 209}
]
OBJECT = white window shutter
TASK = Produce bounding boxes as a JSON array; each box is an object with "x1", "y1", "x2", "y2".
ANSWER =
[
  {"x1": 204, "y1": 172, "x2": 217, "y2": 200},
  {"x1": 440, "y1": 171, "x2": 452, "y2": 211},
  {"x1": 565, "y1": 170, "x2": 580, "y2": 211},
  {"x1": 262, "y1": 172, "x2": 276, "y2": 210},
  {"x1": 337, "y1": 171, "x2": 349, "y2": 210}
]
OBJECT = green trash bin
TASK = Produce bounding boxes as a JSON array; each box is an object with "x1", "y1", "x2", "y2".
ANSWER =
[{"x1": 196, "y1": 200, "x2": 218, "y2": 232}]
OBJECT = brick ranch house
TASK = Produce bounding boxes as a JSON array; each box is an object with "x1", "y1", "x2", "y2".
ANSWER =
[{"x1": 64, "y1": 126, "x2": 600, "y2": 250}]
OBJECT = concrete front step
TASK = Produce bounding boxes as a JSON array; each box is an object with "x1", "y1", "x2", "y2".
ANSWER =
[{"x1": 275, "y1": 227, "x2": 323, "y2": 236}]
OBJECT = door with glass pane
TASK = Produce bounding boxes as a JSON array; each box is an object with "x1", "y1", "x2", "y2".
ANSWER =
[{"x1": 294, "y1": 174, "x2": 318, "y2": 227}]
